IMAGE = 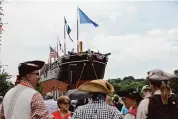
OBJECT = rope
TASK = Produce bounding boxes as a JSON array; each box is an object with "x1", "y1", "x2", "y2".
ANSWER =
[
  {"x1": 92, "y1": 63, "x2": 98, "y2": 79},
  {"x1": 75, "y1": 63, "x2": 86, "y2": 88}
]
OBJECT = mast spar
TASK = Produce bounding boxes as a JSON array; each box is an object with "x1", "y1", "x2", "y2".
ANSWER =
[{"x1": 77, "y1": 6, "x2": 79, "y2": 53}]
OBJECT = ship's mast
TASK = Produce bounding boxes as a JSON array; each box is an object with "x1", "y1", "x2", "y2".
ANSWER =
[
  {"x1": 77, "y1": 6, "x2": 79, "y2": 53},
  {"x1": 64, "y1": 17, "x2": 66, "y2": 55}
]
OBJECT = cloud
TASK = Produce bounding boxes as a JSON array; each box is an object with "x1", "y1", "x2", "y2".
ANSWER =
[{"x1": 1, "y1": 1, "x2": 178, "y2": 82}]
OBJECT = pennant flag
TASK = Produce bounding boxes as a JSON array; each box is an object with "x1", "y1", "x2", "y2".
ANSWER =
[
  {"x1": 59, "y1": 40, "x2": 62, "y2": 50},
  {"x1": 57, "y1": 35, "x2": 62, "y2": 50},
  {"x1": 64, "y1": 17, "x2": 73, "y2": 42},
  {"x1": 78, "y1": 7, "x2": 99, "y2": 27}
]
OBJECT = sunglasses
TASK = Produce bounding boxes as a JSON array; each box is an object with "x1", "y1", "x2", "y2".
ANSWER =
[{"x1": 63, "y1": 102, "x2": 70, "y2": 105}]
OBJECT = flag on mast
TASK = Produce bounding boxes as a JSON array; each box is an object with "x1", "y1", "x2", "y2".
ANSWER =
[
  {"x1": 64, "y1": 17, "x2": 73, "y2": 42},
  {"x1": 78, "y1": 7, "x2": 99, "y2": 27},
  {"x1": 49, "y1": 46, "x2": 58, "y2": 58}
]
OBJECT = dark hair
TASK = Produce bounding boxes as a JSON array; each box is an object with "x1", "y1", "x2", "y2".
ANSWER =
[
  {"x1": 15, "y1": 75, "x2": 22, "y2": 85},
  {"x1": 150, "y1": 81, "x2": 171, "y2": 104},
  {"x1": 89, "y1": 92, "x2": 107, "y2": 101},
  {"x1": 57, "y1": 96, "x2": 70, "y2": 108},
  {"x1": 113, "y1": 95, "x2": 119, "y2": 102}
]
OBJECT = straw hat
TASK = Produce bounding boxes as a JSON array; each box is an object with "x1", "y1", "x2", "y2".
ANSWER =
[{"x1": 78, "y1": 79, "x2": 114, "y2": 94}]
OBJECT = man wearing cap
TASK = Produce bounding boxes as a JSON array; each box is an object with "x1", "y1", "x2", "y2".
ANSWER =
[
  {"x1": 72, "y1": 79, "x2": 123, "y2": 119},
  {"x1": 44, "y1": 92, "x2": 58, "y2": 115},
  {"x1": 136, "y1": 69, "x2": 178, "y2": 119},
  {"x1": 141, "y1": 85, "x2": 152, "y2": 98},
  {"x1": 0, "y1": 60, "x2": 53, "y2": 119}
]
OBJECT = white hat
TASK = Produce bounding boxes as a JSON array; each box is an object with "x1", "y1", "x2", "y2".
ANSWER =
[
  {"x1": 46, "y1": 92, "x2": 53, "y2": 98},
  {"x1": 141, "y1": 85, "x2": 151, "y2": 92}
]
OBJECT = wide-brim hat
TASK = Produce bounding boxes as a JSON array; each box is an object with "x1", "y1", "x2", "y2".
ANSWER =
[
  {"x1": 78, "y1": 79, "x2": 114, "y2": 94},
  {"x1": 117, "y1": 88, "x2": 142, "y2": 101},
  {"x1": 146, "y1": 69, "x2": 178, "y2": 82},
  {"x1": 18, "y1": 60, "x2": 45, "y2": 77}
]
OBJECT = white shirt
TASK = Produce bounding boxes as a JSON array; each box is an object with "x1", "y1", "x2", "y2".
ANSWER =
[
  {"x1": 3, "y1": 84, "x2": 37, "y2": 119},
  {"x1": 44, "y1": 99, "x2": 58, "y2": 114},
  {"x1": 136, "y1": 90, "x2": 162, "y2": 119},
  {"x1": 124, "y1": 113, "x2": 135, "y2": 119}
]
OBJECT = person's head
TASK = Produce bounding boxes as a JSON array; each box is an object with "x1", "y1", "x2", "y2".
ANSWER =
[
  {"x1": 0, "y1": 96, "x2": 3, "y2": 104},
  {"x1": 146, "y1": 69, "x2": 178, "y2": 104},
  {"x1": 57, "y1": 96, "x2": 70, "y2": 111},
  {"x1": 112, "y1": 94, "x2": 119, "y2": 103},
  {"x1": 45, "y1": 92, "x2": 53, "y2": 99},
  {"x1": 106, "y1": 95, "x2": 112, "y2": 105},
  {"x1": 17, "y1": 60, "x2": 45, "y2": 88},
  {"x1": 77, "y1": 79, "x2": 114, "y2": 101},
  {"x1": 141, "y1": 85, "x2": 152, "y2": 98},
  {"x1": 118, "y1": 88, "x2": 142, "y2": 110}
]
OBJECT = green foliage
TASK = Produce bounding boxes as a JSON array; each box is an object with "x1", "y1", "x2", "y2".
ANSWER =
[
  {"x1": 108, "y1": 76, "x2": 148, "y2": 94},
  {"x1": 0, "y1": 70, "x2": 14, "y2": 96},
  {"x1": 170, "y1": 70, "x2": 178, "y2": 95},
  {"x1": 35, "y1": 82, "x2": 43, "y2": 94},
  {"x1": 109, "y1": 69, "x2": 178, "y2": 95}
]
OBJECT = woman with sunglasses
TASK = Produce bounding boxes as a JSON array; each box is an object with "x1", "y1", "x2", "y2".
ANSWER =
[{"x1": 52, "y1": 96, "x2": 72, "y2": 119}]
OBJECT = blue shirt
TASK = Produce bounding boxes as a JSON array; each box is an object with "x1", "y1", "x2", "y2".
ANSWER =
[{"x1": 121, "y1": 105, "x2": 128, "y2": 115}]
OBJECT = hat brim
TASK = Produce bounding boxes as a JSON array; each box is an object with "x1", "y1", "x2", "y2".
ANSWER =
[
  {"x1": 78, "y1": 80, "x2": 114, "y2": 94},
  {"x1": 18, "y1": 60, "x2": 45, "y2": 77},
  {"x1": 147, "y1": 69, "x2": 178, "y2": 81},
  {"x1": 117, "y1": 90, "x2": 142, "y2": 100},
  {"x1": 31, "y1": 60, "x2": 45, "y2": 70}
]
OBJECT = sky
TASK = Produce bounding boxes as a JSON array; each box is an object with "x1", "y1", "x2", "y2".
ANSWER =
[{"x1": 1, "y1": 0, "x2": 178, "y2": 82}]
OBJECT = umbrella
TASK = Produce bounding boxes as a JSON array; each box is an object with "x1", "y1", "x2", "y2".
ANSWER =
[{"x1": 66, "y1": 89, "x2": 90, "y2": 100}]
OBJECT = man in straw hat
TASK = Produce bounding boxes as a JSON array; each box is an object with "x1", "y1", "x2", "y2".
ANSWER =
[
  {"x1": 0, "y1": 60, "x2": 53, "y2": 119},
  {"x1": 136, "y1": 69, "x2": 178, "y2": 119},
  {"x1": 72, "y1": 79, "x2": 123, "y2": 119}
]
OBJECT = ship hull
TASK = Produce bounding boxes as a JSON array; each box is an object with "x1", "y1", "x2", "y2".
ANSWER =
[{"x1": 40, "y1": 51, "x2": 110, "y2": 89}]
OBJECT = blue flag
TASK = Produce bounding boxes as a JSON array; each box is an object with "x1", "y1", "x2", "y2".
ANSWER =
[
  {"x1": 64, "y1": 17, "x2": 73, "y2": 42},
  {"x1": 78, "y1": 8, "x2": 99, "y2": 27}
]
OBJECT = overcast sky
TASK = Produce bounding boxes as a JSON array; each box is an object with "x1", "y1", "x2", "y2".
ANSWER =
[{"x1": 1, "y1": 0, "x2": 178, "y2": 82}]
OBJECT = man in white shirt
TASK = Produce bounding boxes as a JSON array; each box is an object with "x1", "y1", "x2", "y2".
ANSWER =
[{"x1": 44, "y1": 92, "x2": 59, "y2": 115}]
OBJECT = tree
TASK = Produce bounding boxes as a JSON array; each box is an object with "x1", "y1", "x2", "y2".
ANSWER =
[
  {"x1": 170, "y1": 70, "x2": 178, "y2": 95},
  {"x1": 108, "y1": 76, "x2": 148, "y2": 94},
  {"x1": 35, "y1": 82, "x2": 43, "y2": 94},
  {"x1": 0, "y1": 68, "x2": 14, "y2": 96}
]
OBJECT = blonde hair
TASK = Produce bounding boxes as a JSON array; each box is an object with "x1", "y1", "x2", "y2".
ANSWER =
[
  {"x1": 160, "y1": 81, "x2": 171, "y2": 104},
  {"x1": 151, "y1": 81, "x2": 171, "y2": 104}
]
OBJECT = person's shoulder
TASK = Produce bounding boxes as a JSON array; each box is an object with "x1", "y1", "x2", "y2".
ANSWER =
[
  {"x1": 52, "y1": 110, "x2": 59, "y2": 114},
  {"x1": 124, "y1": 113, "x2": 135, "y2": 119},
  {"x1": 108, "y1": 105, "x2": 122, "y2": 114},
  {"x1": 140, "y1": 97, "x2": 149, "y2": 104}
]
